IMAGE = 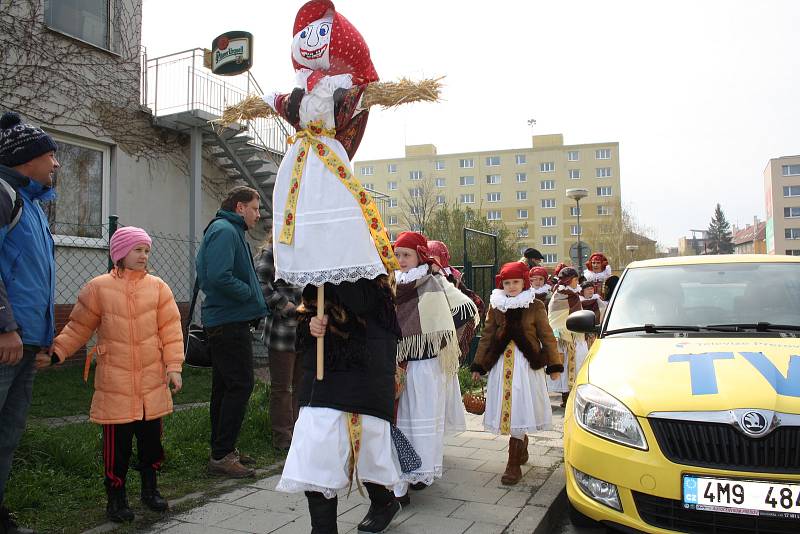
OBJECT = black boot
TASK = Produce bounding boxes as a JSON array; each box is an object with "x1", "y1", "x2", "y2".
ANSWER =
[
  {"x1": 357, "y1": 483, "x2": 400, "y2": 533},
  {"x1": 305, "y1": 491, "x2": 338, "y2": 534},
  {"x1": 106, "y1": 486, "x2": 135, "y2": 523},
  {"x1": 140, "y1": 468, "x2": 169, "y2": 512},
  {"x1": 0, "y1": 506, "x2": 34, "y2": 534}
]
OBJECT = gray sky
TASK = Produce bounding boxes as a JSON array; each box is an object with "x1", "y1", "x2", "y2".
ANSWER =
[{"x1": 142, "y1": 0, "x2": 800, "y2": 247}]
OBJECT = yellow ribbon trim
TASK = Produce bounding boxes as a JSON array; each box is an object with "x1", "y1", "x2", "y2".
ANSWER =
[
  {"x1": 346, "y1": 412, "x2": 365, "y2": 497},
  {"x1": 278, "y1": 120, "x2": 399, "y2": 273},
  {"x1": 566, "y1": 342, "x2": 577, "y2": 389},
  {"x1": 500, "y1": 342, "x2": 516, "y2": 435}
]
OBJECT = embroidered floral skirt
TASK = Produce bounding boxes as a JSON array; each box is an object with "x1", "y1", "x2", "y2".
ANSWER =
[
  {"x1": 484, "y1": 347, "x2": 553, "y2": 437},
  {"x1": 276, "y1": 407, "x2": 402, "y2": 499}
]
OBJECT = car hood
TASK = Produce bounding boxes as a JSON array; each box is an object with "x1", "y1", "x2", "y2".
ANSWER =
[{"x1": 588, "y1": 337, "x2": 800, "y2": 416}]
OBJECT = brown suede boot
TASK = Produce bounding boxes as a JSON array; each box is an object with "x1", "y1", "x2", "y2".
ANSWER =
[
  {"x1": 519, "y1": 435, "x2": 529, "y2": 465},
  {"x1": 501, "y1": 438, "x2": 523, "y2": 485}
]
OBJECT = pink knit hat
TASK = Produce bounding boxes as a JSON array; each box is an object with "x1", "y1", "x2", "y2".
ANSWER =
[{"x1": 110, "y1": 226, "x2": 152, "y2": 263}]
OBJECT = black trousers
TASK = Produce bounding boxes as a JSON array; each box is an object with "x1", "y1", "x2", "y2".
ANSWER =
[
  {"x1": 102, "y1": 418, "x2": 164, "y2": 489},
  {"x1": 208, "y1": 320, "x2": 255, "y2": 460}
]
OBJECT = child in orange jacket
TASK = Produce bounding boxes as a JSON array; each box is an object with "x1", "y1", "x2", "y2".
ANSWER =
[{"x1": 39, "y1": 227, "x2": 184, "y2": 523}]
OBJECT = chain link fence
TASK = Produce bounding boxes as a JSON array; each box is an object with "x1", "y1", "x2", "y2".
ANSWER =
[{"x1": 52, "y1": 217, "x2": 269, "y2": 361}]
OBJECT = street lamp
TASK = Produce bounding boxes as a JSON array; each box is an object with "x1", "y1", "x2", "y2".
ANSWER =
[
  {"x1": 625, "y1": 244, "x2": 639, "y2": 266},
  {"x1": 566, "y1": 188, "x2": 589, "y2": 276}
]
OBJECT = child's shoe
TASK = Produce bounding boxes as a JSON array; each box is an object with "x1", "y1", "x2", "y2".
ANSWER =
[
  {"x1": 106, "y1": 487, "x2": 135, "y2": 523},
  {"x1": 140, "y1": 468, "x2": 169, "y2": 512}
]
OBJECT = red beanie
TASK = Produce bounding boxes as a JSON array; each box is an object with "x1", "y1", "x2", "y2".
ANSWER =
[
  {"x1": 426, "y1": 240, "x2": 451, "y2": 268},
  {"x1": 394, "y1": 231, "x2": 430, "y2": 264},
  {"x1": 495, "y1": 261, "x2": 531, "y2": 290},
  {"x1": 529, "y1": 266, "x2": 549, "y2": 280}
]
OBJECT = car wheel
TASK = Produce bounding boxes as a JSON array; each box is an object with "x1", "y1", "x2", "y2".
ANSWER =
[{"x1": 568, "y1": 500, "x2": 600, "y2": 528}]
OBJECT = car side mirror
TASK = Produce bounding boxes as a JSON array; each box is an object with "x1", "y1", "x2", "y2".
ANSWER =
[{"x1": 566, "y1": 310, "x2": 599, "y2": 334}]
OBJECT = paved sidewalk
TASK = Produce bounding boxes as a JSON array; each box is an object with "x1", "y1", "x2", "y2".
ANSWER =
[{"x1": 143, "y1": 395, "x2": 565, "y2": 534}]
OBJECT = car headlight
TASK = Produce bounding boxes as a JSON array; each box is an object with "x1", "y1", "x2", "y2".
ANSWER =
[{"x1": 574, "y1": 383, "x2": 648, "y2": 450}]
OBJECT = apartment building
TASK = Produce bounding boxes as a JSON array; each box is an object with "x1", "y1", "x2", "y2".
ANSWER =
[
  {"x1": 354, "y1": 134, "x2": 622, "y2": 266},
  {"x1": 764, "y1": 155, "x2": 800, "y2": 255}
]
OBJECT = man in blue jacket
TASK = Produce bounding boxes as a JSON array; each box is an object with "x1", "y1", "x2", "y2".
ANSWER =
[
  {"x1": 196, "y1": 186, "x2": 267, "y2": 478},
  {"x1": 0, "y1": 112, "x2": 58, "y2": 534}
]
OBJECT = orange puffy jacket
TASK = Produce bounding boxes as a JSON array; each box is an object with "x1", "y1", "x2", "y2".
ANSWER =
[{"x1": 53, "y1": 268, "x2": 184, "y2": 424}]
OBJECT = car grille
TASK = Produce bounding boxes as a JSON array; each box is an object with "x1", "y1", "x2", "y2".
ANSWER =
[
  {"x1": 649, "y1": 418, "x2": 800, "y2": 474},
  {"x1": 632, "y1": 491, "x2": 798, "y2": 534}
]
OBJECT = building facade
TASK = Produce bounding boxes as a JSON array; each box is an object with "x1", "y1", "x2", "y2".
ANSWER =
[
  {"x1": 764, "y1": 155, "x2": 800, "y2": 256},
  {"x1": 732, "y1": 219, "x2": 766, "y2": 254},
  {"x1": 354, "y1": 134, "x2": 622, "y2": 266}
]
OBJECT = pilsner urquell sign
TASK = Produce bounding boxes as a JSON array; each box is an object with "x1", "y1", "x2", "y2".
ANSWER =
[{"x1": 211, "y1": 31, "x2": 253, "y2": 75}]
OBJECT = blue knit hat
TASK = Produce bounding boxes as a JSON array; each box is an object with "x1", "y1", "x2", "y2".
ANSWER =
[{"x1": 0, "y1": 112, "x2": 58, "y2": 167}]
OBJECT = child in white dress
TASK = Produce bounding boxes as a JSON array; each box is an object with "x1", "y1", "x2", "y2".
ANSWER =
[{"x1": 470, "y1": 262, "x2": 562, "y2": 485}]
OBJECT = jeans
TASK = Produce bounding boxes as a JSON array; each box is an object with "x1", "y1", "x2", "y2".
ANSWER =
[
  {"x1": 0, "y1": 350, "x2": 35, "y2": 505},
  {"x1": 208, "y1": 321, "x2": 255, "y2": 460},
  {"x1": 102, "y1": 418, "x2": 164, "y2": 489},
  {"x1": 268, "y1": 350, "x2": 302, "y2": 449}
]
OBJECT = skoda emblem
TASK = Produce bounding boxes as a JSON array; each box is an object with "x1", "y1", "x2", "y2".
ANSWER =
[{"x1": 740, "y1": 411, "x2": 769, "y2": 436}]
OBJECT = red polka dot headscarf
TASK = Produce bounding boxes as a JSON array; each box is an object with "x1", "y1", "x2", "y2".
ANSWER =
[{"x1": 292, "y1": 0, "x2": 379, "y2": 90}]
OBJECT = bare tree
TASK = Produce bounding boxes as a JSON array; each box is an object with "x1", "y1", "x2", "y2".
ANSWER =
[
  {"x1": 582, "y1": 201, "x2": 658, "y2": 270},
  {"x1": 399, "y1": 175, "x2": 442, "y2": 234}
]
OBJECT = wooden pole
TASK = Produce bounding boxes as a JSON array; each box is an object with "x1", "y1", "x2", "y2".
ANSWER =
[{"x1": 316, "y1": 285, "x2": 324, "y2": 380}]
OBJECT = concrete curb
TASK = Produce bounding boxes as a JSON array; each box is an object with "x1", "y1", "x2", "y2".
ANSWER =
[{"x1": 505, "y1": 463, "x2": 567, "y2": 533}]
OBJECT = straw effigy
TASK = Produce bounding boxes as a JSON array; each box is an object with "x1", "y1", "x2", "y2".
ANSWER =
[{"x1": 212, "y1": 77, "x2": 444, "y2": 128}]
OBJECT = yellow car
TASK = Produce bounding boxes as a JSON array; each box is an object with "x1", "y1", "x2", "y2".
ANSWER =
[{"x1": 563, "y1": 255, "x2": 800, "y2": 533}]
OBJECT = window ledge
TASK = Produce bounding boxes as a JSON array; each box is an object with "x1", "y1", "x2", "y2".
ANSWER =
[
  {"x1": 53, "y1": 235, "x2": 108, "y2": 250},
  {"x1": 44, "y1": 26, "x2": 121, "y2": 58}
]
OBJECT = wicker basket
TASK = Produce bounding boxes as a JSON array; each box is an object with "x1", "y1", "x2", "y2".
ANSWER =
[{"x1": 462, "y1": 381, "x2": 486, "y2": 415}]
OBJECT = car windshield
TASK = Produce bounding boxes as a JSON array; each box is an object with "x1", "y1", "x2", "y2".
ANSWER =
[{"x1": 605, "y1": 262, "x2": 800, "y2": 331}]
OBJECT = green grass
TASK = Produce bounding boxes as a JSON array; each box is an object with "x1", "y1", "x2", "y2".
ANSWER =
[
  {"x1": 29, "y1": 364, "x2": 214, "y2": 418},
  {"x1": 5, "y1": 380, "x2": 279, "y2": 534}
]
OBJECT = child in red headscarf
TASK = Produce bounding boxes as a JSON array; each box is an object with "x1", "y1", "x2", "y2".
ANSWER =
[
  {"x1": 393, "y1": 231, "x2": 478, "y2": 502},
  {"x1": 470, "y1": 262, "x2": 561, "y2": 486},
  {"x1": 529, "y1": 266, "x2": 552, "y2": 307}
]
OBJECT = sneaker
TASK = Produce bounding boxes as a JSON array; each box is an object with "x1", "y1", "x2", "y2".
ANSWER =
[
  {"x1": 0, "y1": 506, "x2": 34, "y2": 534},
  {"x1": 208, "y1": 451, "x2": 256, "y2": 478},
  {"x1": 234, "y1": 448, "x2": 257, "y2": 467}
]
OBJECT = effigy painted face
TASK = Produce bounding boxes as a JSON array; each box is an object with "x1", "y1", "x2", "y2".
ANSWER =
[
  {"x1": 292, "y1": 13, "x2": 333, "y2": 71},
  {"x1": 591, "y1": 260, "x2": 602, "y2": 272}
]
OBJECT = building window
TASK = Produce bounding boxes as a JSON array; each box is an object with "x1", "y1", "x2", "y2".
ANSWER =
[
  {"x1": 568, "y1": 151, "x2": 579, "y2": 161},
  {"x1": 541, "y1": 198, "x2": 556, "y2": 209},
  {"x1": 571, "y1": 224, "x2": 581, "y2": 236},
  {"x1": 435, "y1": 178, "x2": 446, "y2": 188},
  {"x1": 517, "y1": 228, "x2": 529, "y2": 238},
  {"x1": 486, "y1": 174, "x2": 501, "y2": 185},
  {"x1": 387, "y1": 163, "x2": 397, "y2": 173},
  {"x1": 516, "y1": 172, "x2": 527, "y2": 183},
  {"x1": 541, "y1": 216, "x2": 556, "y2": 227},
  {"x1": 597, "y1": 205, "x2": 611, "y2": 216},
  {"x1": 569, "y1": 206, "x2": 582, "y2": 216},
  {"x1": 459, "y1": 176, "x2": 475, "y2": 186},
  {"x1": 436, "y1": 195, "x2": 446, "y2": 205},
  {"x1": 596, "y1": 148, "x2": 611, "y2": 160},
  {"x1": 515, "y1": 154, "x2": 527, "y2": 165},
  {"x1": 597, "y1": 186, "x2": 613, "y2": 197},
  {"x1": 517, "y1": 191, "x2": 528, "y2": 201},
  {"x1": 542, "y1": 235, "x2": 557, "y2": 246},
  {"x1": 460, "y1": 193, "x2": 475, "y2": 204},
  {"x1": 783, "y1": 164, "x2": 800, "y2": 176},
  {"x1": 544, "y1": 253, "x2": 558, "y2": 263},
  {"x1": 409, "y1": 170, "x2": 422, "y2": 180},
  {"x1": 540, "y1": 162, "x2": 555, "y2": 173},
  {"x1": 596, "y1": 167, "x2": 612, "y2": 178},
  {"x1": 487, "y1": 192, "x2": 501, "y2": 202},
  {"x1": 363, "y1": 183, "x2": 374, "y2": 190},
  {"x1": 435, "y1": 160, "x2": 446, "y2": 170},
  {"x1": 388, "y1": 181, "x2": 398, "y2": 191},
  {"x1": 388, "y1": 198, "x2": 398, "y2": 208},
  {"x1": 487, "y1": 210, "x2": 501, "y2": 221},
  {"x1": 540, "y1": 180, "x2": 555, "y2": 190},
  {"x1": 784, "y1": 186, "x2": 800, "y2": 197},
  {"x1": 388, "y1": 215, "x2": 398, "y2": 225},
  {"x1": 517, "y1": 209, "x2": 528, "y2": 219},
  {"x1": 786, "y1": 249, "x2": 800, "y2": 256},
  {"x1": 785, "y1": 207, "x2": 800, "y2": 218},
  {"x1": 410, "y1": 187, "x2": 423, "y2": 198},
  {"x1": 785, "y1": 228, "x2": 800, "y2": 240},
  {"x1": 569, "y1": 169, "x2": 581, "y2": 180},
  {"x1": 361, "y1": 166, "x2": 374, "y2": 176},
  {"x1": 486, "y1": 156, "x2": 501, "y2": 166},
  {"x1": 459, "y1": 158, "x2": 474, "y2": 168},
  {"x1": 45, "y1": 0, "x2": 117, "y2": 52},
  {"x1": 47, "y1": 136, "x2": 108, "y2": 241}
]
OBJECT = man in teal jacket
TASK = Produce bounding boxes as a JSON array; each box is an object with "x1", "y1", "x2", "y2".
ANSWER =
[{"x1": 196, "y1": 186, "x2": 267, "y2": 478}]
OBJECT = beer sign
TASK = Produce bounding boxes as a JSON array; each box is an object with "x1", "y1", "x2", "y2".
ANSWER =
[{"x1": 211, "y1": 31, "x2": 253, "y2": 75}]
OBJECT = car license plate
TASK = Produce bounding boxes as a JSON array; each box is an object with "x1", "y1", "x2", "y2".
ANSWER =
[{"x1": 683, "y1": 475, "x2": 800, "y2": 519}]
